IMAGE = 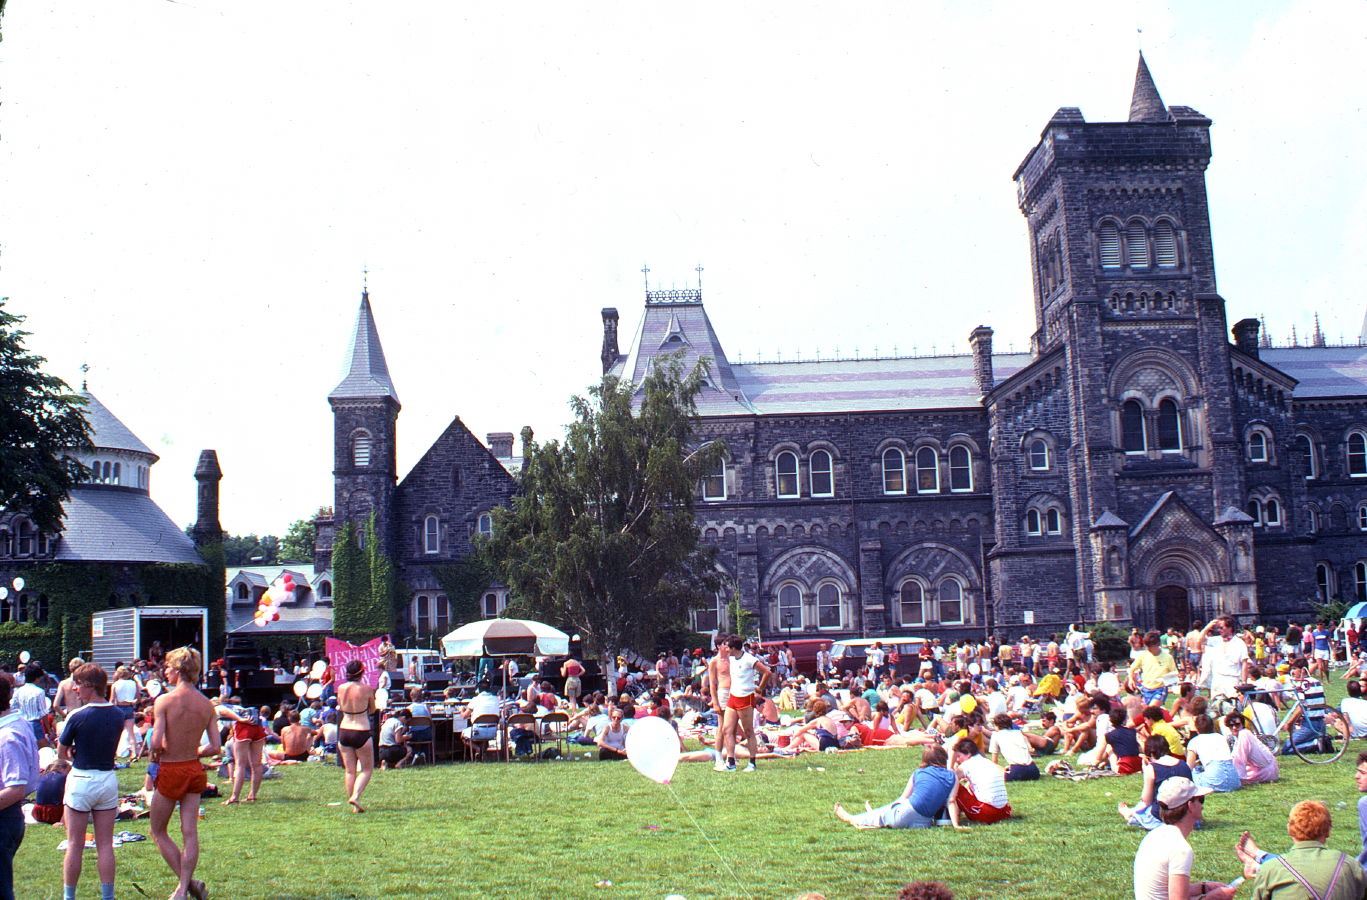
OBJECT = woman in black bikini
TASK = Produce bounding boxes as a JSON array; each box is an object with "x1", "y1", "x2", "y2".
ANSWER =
[{"x1": 336, "y1": 660, "x2": 376, "y2": 813}]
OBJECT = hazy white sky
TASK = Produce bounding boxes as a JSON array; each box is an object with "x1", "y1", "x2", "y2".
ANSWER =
[{"x1": 3, "y1": 1, "x2": 1365, "y2": 537}]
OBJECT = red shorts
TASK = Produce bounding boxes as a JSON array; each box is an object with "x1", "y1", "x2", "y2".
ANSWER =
[
  {"x1": 234, "y1": 722, "x2": 268, "y2": 743},
  {"x1": 1116, "y1": 755, "x2": 1142, "y2": 775},
  {"x1": 726, "y1": 694, "x2": 755, "y2": 711},
  {"x1": 956, "y1": 784, "x2": 1013, "y2": 824},
  {"x1": 155, "y1": 759, "x2": 208, "y2": 802}
]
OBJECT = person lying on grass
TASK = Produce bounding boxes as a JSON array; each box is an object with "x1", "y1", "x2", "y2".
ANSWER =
[{"x1": 832, "y1": 744, "x2": 964, "y2": 830}]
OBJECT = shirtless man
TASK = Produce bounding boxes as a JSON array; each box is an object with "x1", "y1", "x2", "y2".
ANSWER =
[
  {"x1": 707, "y1": 634, "x2": 734, "y2": 772},
  {"x1": 53, "y1": 657, "x2": 87, "y2": 721},
  {"x1": 149, "y1": 647, "x2": 220, "y2": 900}
]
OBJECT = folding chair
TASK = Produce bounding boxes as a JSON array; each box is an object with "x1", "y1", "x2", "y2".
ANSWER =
[
  {"x1": 506, "y1": 713, "x2": 538, "y2": 760},
  {"x1": 407, "y1": 715, "x2": 435, "y2": 765},
  {"x1": 466, "y1": 714, "x2": 500, "y2": 762},
  {"x1": 539, "y1": 712, "x2": 569, "y2": 759}
]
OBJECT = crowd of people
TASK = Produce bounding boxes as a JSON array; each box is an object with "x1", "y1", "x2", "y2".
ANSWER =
[{"x1": 1, "y1": 612, "x2": 1366, "y2": 898}]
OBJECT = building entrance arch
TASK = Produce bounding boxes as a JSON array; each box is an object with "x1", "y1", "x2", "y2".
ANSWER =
[{"x1": 1154, "y1": 584, "x2": 1190, "y2": 633}]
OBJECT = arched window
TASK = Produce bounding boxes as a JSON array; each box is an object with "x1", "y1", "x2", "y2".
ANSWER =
[
  {"x1": 1246, "y1": 499, "x2": 1262, "y2": 525},
  {"x1": 1248, "y1": 431, "x2": 1268, "y2": 463},
  {"x1": 477, "y1": 513, "x2": 493, "y2": 535},
  {"x1": 483, "y1": 592, "x2": 500, "y2": 617},
  {"x1": 1316, "y1": 563, "x2": 1334, "y2": 602},
  {"x1": 948, "y1": 446, "x2": 972, "y2": 492},
  {"x1": 898, "y1": 581, "x2": 924, "y2": 626},
  {"x1": 33, "y1": 594, "x2": 48, "y2": 625},
  {"x1": 424, "y1": 515, "x2": 440, "y2": 554},
  {"x1": 102, "y1": 462, "x2": 112, "y2": 483},
  {"x1": 435, "y1": 595, "x2": 451, "y2": 634},
  {"x1": 777, "y1": 584, "x2": 803, "y2": 631},
  {"x1": 89, "y1": 460, "x2": 100, "y2": 483},
  {"x1": 0, "y1": 531, "x2": 10, "y2": 557},
  {"x1": 1098, "y1": 224, "x2": 1122, "y2": 269},
  {"x1": 1349, "y1": 432, "x2": 1367, "y2": 477},
  {"x1": 882, "y1": 448, "x2": 905, "y2": 495},
  {"x1": 1152, "y1": 221, "x2": 1179, "y2": 268},
  {"x1": 1157, "y1": 399, "x2": 1182, "y2": 452},
  {"x1": 1121, "y1": 400, "x2": 1146, "y2": 453},
  {"x1": 353, "y1": 431, "x2": 372, "y2": 467},
  {"x1": 937, "y1": 579, "x2": 964, "y2": 625},
  {"x1": 1307, "y1": 506, "x2": 1320, "y2": 534},
  {"x1": 1300, "y1": 434, "x2": 1318, "y2": 479},
  {"x1": 1125, "y1": 221, "x2": 1150, "y2": 268},
  {"x1": 816, "y1": 583, "x2": 842, "y2": 629},
  {"x1": 1026, "y1": 509, "x2": 1043, "y2": 536},
  {"x1": 112, "y1": 462, "x2": 121, "y2": 484},
  {"x1": 415, "y1": 595, "x2": 430, "y2": 634},
  {"x1": 1045, "y1": 508, "x2": 1063, "y2": 535},
  {"x1": 775, "y1": 451, "x2": 799, "y2": 499},
  {"x1": 16, "y1": 522, "x2": 34, "y2": 557},
  {"x1": 809, "y1": 450, "x2": 834, "y2": 498},
  {"x1": 319, "y1": 581, "x2": 332, "y2": 599},
  {"x1": 915, "y1": 447, "x2": 939, "y2": 494},
  {"x1": 1264, "y1": 498, "x2": 1281, "y2": 527},
  {"x1": 702, "y1": 456, "x2": 726, "y2": 501},
  {"x1": 1358, "y1": 505, "x2": 1367, "y2": 532},
  {"x1": 235, "y1": 583, "x2": 249, "y2": 601},
  {"x1": 1356, "y1": 562, "x2": 1367, "y2": 604},
  {"x1": 1028, "y1": 439, "x2": 1050, "y2": 471}
]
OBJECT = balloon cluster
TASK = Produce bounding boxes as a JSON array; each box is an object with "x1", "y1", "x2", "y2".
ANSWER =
[{"x1": 253, "y1": 573, "x2": 294, "y2": 627}]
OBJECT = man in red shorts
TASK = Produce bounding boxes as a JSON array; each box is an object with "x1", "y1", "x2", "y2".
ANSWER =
[
  {"x1": 149, "y1": 647, "x2": 220, "y2": 900},
  {"x1": 721, "y1": 637, "x2": 771, "y2": 772}
]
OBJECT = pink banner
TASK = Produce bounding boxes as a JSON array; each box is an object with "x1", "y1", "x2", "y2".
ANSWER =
[{"x1": 326, "y1": 635, "x2": 388, "y2": 689}]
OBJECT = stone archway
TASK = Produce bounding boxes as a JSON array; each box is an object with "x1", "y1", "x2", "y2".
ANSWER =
[{"x1": 1154, "y1": 584, "x2": 1190, "y2": 632}]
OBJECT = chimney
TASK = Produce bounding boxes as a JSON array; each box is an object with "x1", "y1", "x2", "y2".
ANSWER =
[
  {"x1": 968, "y1": 326, "x2": 995, "y2": 394},
  {"x1": 487, "y1": 432, "x2": 514, "y2": 458},
  {"x1": 520, "y1": 426, "x2": 535, "y2": 463},
  {"x1": 601, "y1": 308, "x2": 620, "y2": 374},
  {"x1": 192, "y1": 449, "x2": 223, "y2": 548},
  {"x1": 1232, "y1": 318, "x2": 1261, "y2": 358}
]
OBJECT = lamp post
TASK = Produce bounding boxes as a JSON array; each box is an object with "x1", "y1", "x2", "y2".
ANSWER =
[{"x1": 782, "y1": 611, "x2": 794, "y2": 641}]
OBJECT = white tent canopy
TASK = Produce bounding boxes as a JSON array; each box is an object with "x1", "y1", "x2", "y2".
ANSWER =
[{"x1": 440, "y1": 618, "x2": 570, "y2": 658}]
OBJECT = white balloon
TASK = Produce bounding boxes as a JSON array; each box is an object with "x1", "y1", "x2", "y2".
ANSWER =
[
  {"x1": 624, "y1": 715, "x2": 680, "y2": 785},
  {"x1": 18, "y1": 650, "x2": 31, "y2": 664},
  {"x1": 968, "y1": 662, "x2": 981, "y2": 676},
  {"x1": 11, "y1": 578, "x2": 23, "y2": 591},
  {"x1": 1098, "y1": 671, "x2": 1121, "y2": 697}
]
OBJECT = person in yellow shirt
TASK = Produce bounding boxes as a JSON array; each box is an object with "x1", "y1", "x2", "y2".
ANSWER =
[
  {"x1": 1142, "y1": 705, "x2": 1185, "y2": 756},
  {"x1": 1128, "y1": 631, "x2": 1178, "y2": 705}
]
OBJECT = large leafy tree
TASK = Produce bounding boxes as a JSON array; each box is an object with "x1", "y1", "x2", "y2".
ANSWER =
[
  {"x1": 0, "y1": 299, "x2": 90, "y2": 532},
  {"x1": 481, "y1": 354, "x2": 726, "y2": 657},
  {"x1": 280, "y1": 510, "x2": 324, "y2": 563}
]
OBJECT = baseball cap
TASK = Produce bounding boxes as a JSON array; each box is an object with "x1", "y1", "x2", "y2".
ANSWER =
[{"x1": 1156, "y1": 776, "x2": 1212, "y2": 808}]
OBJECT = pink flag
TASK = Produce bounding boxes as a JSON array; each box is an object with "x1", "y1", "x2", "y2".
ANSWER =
[{"x1": 325, "y1": 635, "x2": 388, "y2": 689}]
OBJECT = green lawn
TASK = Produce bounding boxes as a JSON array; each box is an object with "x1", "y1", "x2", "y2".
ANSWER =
[{"x1": 16, "y1": 694, "x2": 1366, "y2": 899}]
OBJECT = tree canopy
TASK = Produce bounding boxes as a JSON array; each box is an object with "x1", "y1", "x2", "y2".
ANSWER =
[
  {"x1": 481, "y1": 354, "x2": 726, "y2": 657},
  {"x1": 280, "y1": 510, "x2": 324, "y2": 563},
  {"x1": 0, "y1": 299, "x2": 91, "y2": 533}
]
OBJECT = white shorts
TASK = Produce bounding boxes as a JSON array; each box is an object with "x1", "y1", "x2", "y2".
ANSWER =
[
  {"x1": 1314, "y1": 649, "x2": 1331, "y2": 661},
  {"x1": 65, "y1": 768, "x2": 119, "y2": 813}
]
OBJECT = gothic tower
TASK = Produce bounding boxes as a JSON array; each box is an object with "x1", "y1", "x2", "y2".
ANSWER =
[
  {"x1": 329, "y1": 289, "x2": 401, "y2": 557},
  {"x1": 991, "y1": 55, "x2": 1257, "y2": 630}
]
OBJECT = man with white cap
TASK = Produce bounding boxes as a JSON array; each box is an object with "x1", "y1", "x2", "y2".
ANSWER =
[{"x1": 1133, "y1": 776, "x2": 1236, "y2": 900}]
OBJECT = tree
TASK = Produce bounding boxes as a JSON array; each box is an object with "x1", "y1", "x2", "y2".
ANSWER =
[
  {"x1": 0, "y1": 299, "x2": 91, "y2": 532},
  {"x1": 280, "y1": 511, "x2": 324, "y2": 563},
  {"x1": 480, "y1": 354, "x2": 726, "y2": 657}
]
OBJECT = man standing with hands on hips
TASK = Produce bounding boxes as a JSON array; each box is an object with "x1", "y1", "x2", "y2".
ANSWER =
[{"x1": 721, "y1": 636, "x2": 771, "y2": 772}]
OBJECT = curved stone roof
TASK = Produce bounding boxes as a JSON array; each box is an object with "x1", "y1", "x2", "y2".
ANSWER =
[
  {"x1": 79, "y1": 391, "x2": 156, "y2": 458},
  {"x1": 54, "y1": 486, "x2": 204, "y2": 564}
]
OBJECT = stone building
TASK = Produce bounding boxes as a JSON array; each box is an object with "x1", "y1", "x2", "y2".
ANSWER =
[{"x1": 327, "y1": 57, "x2": 1367, "y2": 644}]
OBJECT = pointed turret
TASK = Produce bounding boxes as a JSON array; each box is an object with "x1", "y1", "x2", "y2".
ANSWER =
[
  {"x1": 329, "y1": 289, "x2": 400, "y2": 404},
  {"x1": 1129, "y1": 53, "x2": 1170, "y2": 123}
]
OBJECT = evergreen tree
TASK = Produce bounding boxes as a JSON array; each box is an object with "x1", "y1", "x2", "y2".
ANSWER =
[
  {"x1": 0, "y1": 299, "x2": 91, "y2": 532},
  {"x1": 481, "y1": 354, "x2": 725, "y2": 657}
]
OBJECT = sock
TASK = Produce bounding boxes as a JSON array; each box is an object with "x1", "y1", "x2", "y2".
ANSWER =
[
  {"x1": 63, "y1": 887, "x2": 77, "y2": 900},
  {"x1": 102, "y1": 883, "x2": 115, "y2": 900}
]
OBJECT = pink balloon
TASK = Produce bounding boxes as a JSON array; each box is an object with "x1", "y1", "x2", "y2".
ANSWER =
[
  {"x1": 254, "y1": 617, "x2": 268, "y2": 628},
  {"x1": 282, "y1": 574, "x2": 294, "y2": 585}
]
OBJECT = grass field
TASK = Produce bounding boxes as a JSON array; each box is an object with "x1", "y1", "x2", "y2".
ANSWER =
[{"x1": 16, "y1": 701, "x2": 1366, "y2": 899}]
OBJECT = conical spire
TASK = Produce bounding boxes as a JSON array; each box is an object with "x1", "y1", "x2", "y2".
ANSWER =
[
  {"x1": 329, "y1": 289, "x2": 400, "y2": 404},
  {"x1": 1129, "y1": 53, "x2": 1169, "y2": 123},
  {"x1": 1312, "y1": 313, "x2": 1326, "y2": 347}
]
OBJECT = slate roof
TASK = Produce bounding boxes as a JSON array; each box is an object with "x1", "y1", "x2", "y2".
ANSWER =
[
  {"x1": 1261, "y1": 346, "x2": 1367, "y2": 399},
  {"x1": 329, "y1": 291, "x2": 400, "y2": 403},
  {"x1": 228, "y1": 605, "x2": 334, "y2": 635},
  {"x1": 1129, "y1": 53, "x2": 1169, "y2": 123},
  {"x1": 54, "y1": 487, "x2": 205, "y2": 565},
  {"x1": 80, "y1": 392, "x2": 155, "y2": 458},
  {"x1": 613, "y1": 300, "x2": 754, "y2": 415}
]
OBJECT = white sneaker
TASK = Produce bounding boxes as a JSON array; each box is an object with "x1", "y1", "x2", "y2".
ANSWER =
[
  {"x1": 743, "y1": 762, "x2": 756, "y2": 772},
  {"x1": 713, "y1": 760, "x2": 729, "y2": 772}
]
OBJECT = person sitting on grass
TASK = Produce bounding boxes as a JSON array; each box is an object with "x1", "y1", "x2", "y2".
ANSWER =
[
  {"x1": 1119, "y1": 735, "x2": 1193, "y2": 830},
  {"x1": 832, "y1": 744, "x2": 963, "y2": 830},
  {"x1": 1058, "y1": 696, "x2": 1097, "y2": 755},
  {"x1": 595, "y1": 707, "x2": 629, "y2": 761},
  {"x1": 1224, "y1": 712, "x2": 1278, "y2": 785},
  {"x1": 1185, "y1": 714, "x2": 1240, "y2": 793},
  {"x1": 1140, "y1": 705, "x2": 1186, "y2": 757},
  {"x1": 1131, "y1": 777, "x2": 1235, "y2": 900},
  {"x1": 950, "y1": 737, "x2": 1011, "y2": 824},
  {"x1": 1095, "y1": 706, "x2": 1143, "y2": 775},
  {"x1": 988, "y1": 714, "x2": 1039, "y2": 781},
  {"x1": 1235, "y1": 801, "x2": 1367, "y2": 899},
  {"x1": 278, "y1": 711, "x2": 316, "y2": 762}
]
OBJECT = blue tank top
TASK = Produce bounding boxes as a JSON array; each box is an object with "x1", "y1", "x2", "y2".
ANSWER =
[
  {"x1": 1108, "y1": 726, "x2": 1140, "y2": 757},
  {"x1": 1150, "y1": 759, "x2": 1193, "y2": 800},
  {"x1": 909, "y1": 765, "x2": 958, "y2": 818}
]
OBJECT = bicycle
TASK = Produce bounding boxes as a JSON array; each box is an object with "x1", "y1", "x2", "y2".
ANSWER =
[{"x1": 1215, "y1": 683, "x2": 1351, "y2": 765}]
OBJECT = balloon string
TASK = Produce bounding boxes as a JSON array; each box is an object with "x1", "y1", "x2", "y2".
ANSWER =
[{"x1": 666, "y1": 783, "x2": 753, "y2": 900}]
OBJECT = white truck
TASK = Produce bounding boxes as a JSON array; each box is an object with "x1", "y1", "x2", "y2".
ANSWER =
[{"x1": 90, "y1": 606, "x2": 210, "y2": 670}]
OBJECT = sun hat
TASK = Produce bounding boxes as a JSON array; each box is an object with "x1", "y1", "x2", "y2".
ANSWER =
[{"x1": 1156, "y1": 776, "x2": 1213, "y2": 808}]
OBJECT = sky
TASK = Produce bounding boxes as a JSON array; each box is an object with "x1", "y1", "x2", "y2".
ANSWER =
[{"x1": 2, "y1": 1, "x2": 1365, "y2": 537}]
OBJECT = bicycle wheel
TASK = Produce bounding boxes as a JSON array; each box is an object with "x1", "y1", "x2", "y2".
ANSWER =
[{"x1": 1291, "y1": 710, "x2": 1350, "y2": 765}]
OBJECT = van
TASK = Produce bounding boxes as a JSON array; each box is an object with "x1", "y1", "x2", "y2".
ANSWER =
[
  {"x1": 757, "y1": 638, "x2": 835, "y2": 676},
  {"x1": 830, "y1": 637, "x2": 927, "y2": 674}
]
